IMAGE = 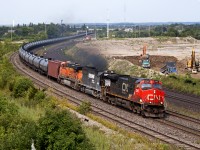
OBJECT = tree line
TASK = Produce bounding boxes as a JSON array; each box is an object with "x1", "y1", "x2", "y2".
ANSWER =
[
  {"x1": 0, "y1": 23, "x2": 87, "y2": 41},
  {"x1": 97, "y1": 24, "x2": 200, "y2": 39}
]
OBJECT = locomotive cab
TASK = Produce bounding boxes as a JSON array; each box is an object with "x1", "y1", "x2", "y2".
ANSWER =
[{"x1": 132, "y1": 79, "x2": 165, "y2": 117}]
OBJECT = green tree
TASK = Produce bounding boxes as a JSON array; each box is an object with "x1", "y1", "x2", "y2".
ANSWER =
[
  {"x1": 36, "y1": 109, "x2": 94, "y2": 150},
  {"x1": 0, "y1": 97, "x2": 37, "y2": 150},
  {"x1": 13, "y1": 77, "x2": 34, "y2": 98},
  {"x1": 47, "y1": 23, "x2": 60, "y2": 38}
]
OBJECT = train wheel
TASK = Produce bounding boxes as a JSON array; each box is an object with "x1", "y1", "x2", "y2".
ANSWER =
[
  {"x1": 133, "y1": 109, "x2": 137, "y2": 114},
  {"x1": 141, "y1": 111, "x2": 146, "y2": 118}
]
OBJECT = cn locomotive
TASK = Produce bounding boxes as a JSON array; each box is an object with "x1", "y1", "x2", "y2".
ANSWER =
[{"x1": 19, "y1": 34, "x2": 165, "y2": 118}]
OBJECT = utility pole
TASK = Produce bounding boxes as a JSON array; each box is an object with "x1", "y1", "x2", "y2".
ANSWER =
[
  {"x1": 11, "y1": 25, "x2": 12, "y2": 41},
  {"x1": 61, "y1": 20, "x2": 63, "y2": 36},
  {"x1": 11, "y1": 20, "x2": 14, "y2": 41},
  {"x1": 149, "y1": 26, "x2": 151, "y2": 37},
  {"x1": 86, "y1": 26, "x2": 88, "y2": 36},
  {"x1": 135, "y1": 25, "x2": 136, "y2": 38},
  {"x1": 44, "y1": 22, "x2": 47, "y2": 34},
  {"x1": 107, "y1": 9, "x2": 110, "y2": 39},
  {"x1": 139, "y1": 25, "x2": 140, "y2": 37},
  {"x1": 123, "y1": 0, "x2": 126, "y2": 28},
  {"x1": 95, "y1": 23, "x2": 97, "y2": 40}
]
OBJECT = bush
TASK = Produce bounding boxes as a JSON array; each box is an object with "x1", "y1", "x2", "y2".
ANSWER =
[
  {"x1": 13, "y1": 77, "x2": 33, "y2": 98},
  {"x1": 34, "y1": 90, "x2": 46, "y2": 101},
  {"x1": 27, "y1": 87, "x2": 38, "y2": 100},
  {"x1": 35, "y1": 109, "x2": 94, "y2": 150},
  {"x1": 77, "y1": 101, "x2": 92, "y2": 115},
  {"x1": 8, "y1": 79, "x2": 15, "y2": 91},
  {"x1": 0, "y1": 97, "x2": 37, "y2": 150}
]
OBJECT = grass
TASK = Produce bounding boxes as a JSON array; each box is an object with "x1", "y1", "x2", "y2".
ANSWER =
[
  {"x1": 160, "y1": 74, "x2": 200, "y2": 96},
  {"x1": 83, "y1": 124, "x2": 179, "y2": 150},
  {"x1": 0, "y1": 89, "x2": 45, "y2": 121},
  {"x1": 14, "y1": 101, "x2": 45, "y2": 121}
]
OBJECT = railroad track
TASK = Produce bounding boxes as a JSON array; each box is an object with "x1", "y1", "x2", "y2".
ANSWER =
[
  {"x1": 11, "y1": 52, "x2": 200, "y2": 150},
  {"x1": 156, "y1": 119, "x2": 200, "y2": 137},
  {"x1": 165, "y1": 89, "x2": 200, "y2": 106},
  {"x1": 166, "y1": 95, "x2": 200, "y2": 106},
  {"x1": 166, "y1": 110, "x2": 200, "y2": 124}
]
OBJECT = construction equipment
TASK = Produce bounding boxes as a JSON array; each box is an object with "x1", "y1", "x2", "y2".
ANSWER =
[
  {"x1": 140, "y1": 45, "x2": 150, "y2": 68},
  {"x1": 186, "y1": 48, "x2": 200, "y2": 73},
  {"x1": 160, "y1": 62, "x2": 177, "y2": 74}
]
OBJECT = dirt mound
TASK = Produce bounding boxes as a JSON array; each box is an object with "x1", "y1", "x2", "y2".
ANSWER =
[{"x1": 115, "y1": 55, "x2": 187, "y2": 73}]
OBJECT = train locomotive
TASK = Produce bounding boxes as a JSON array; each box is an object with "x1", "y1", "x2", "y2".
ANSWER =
[{"x1": 19, "y1": 34, "x2": 165, "y2": 118}]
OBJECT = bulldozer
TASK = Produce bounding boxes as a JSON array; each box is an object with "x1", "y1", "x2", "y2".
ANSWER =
[{"x1": 186, "y1": 48, "x2": 200, "y2": 73}]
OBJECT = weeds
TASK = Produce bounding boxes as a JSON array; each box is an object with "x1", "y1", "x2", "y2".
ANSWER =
[{"x1": 77, "y1": 101, "x2": 92, "y2": 115}]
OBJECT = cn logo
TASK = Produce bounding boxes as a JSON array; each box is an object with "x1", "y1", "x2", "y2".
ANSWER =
[{"x1": 147, "y1": 94, "x2": 163, "y2": 101}]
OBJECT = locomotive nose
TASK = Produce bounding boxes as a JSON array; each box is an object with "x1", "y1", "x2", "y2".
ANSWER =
[{"x1": 144, "y1": 89, "x2": 165, "y2": 105}]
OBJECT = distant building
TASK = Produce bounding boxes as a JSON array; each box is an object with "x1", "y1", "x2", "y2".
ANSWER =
[
  {"x1": 8, "y1": 30, "x2": 15, "y2": 33},
  {"x1": 124, "y1": 28, "x2": 133, "y2": 32}
]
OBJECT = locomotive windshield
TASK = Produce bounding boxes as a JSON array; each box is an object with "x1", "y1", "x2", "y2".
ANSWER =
[
  {"x1": 153, "y1": 83, "x2": 162, "y2": 90},
  {"x1": 141, "y1": 83, "x2": 162, "y2": 90},
  {"x1": 141, "y1": 83, "x2": 152, "y2": 90}
]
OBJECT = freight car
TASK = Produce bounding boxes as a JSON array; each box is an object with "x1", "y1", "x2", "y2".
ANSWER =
[{"x1": 18, "y1": 34, "x2": 165, "y2": 118}]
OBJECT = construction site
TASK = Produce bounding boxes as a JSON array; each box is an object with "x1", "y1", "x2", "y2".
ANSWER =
[{"x1": 76, "y1": 36, "x2": 200, "y2": 78}]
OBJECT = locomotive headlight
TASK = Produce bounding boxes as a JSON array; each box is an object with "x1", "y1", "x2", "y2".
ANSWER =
[
  {"x1": 140, "y1": 99, "x2": 143, "y2": 103},
  {"x1": 160, "y1": 102, "x2": 163, "y2": 104}
]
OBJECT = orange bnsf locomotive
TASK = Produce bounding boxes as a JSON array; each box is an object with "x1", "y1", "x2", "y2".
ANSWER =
[{"x1": 19, "y1": 34, "x2": 165, "y2": 118}]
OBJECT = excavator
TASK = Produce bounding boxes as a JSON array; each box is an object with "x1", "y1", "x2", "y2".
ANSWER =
[
  {"x1": 140, "y1": 45, "x2": 150, "y2": 68},
  {"x1": 186, "y1": 48, "x2": 200, "y2": 73}
]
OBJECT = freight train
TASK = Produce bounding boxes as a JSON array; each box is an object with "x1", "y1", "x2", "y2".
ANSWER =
[{"x1": 19, "y1": 34, "x2": 165, "y2": 118}]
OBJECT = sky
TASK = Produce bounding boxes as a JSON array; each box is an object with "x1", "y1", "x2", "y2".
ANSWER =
[{"x1": 1, "y1": 0, "x2": 200, "y2": 25}]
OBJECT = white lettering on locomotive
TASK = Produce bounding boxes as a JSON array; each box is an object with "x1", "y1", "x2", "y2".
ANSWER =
[
  {"x1": 147, "y1": 94, "x2": 163, "y2": 101},
  {"x1": 105, "y1": 79, "x2": 111, "y2": 86},
  {"x1": 122, "y1": 83, "x2": 128, "y2": 93},
  {"x1": 88, "y1": 73, "x2": 95, "y2": 79}
]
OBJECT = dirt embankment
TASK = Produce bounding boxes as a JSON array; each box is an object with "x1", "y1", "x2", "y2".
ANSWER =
[{"x1": 77, "y1": 37, "x2": 200, "y2": 78}]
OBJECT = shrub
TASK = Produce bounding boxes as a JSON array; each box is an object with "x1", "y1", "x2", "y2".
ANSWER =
[
  {"x1": 0, "y1": 97, "x2": 37, "y2": 150},
  {"x1": 8, "y1": 79, "x2": 15, "y2": 91},
  {"x1": 27, "y1": 87, "x2": 38, "y2": 100},
  {"x1": 184, "y1": 78, "x2": 196, "y2": 85},
  {"x1": 13, "y1": 77, "x2": 33, "y2": 98},
  {"x1": 35, "y1": 109, "x2": 94, "y2": 150},
  {"x1": 34, "y1": 90, "x2": 46, "y2": 101},
  {"x1": 77, "y1": 101, "x2": 92, "y2": 115}
]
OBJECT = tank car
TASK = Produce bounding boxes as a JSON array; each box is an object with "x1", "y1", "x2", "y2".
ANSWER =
[{"x1": 39, "y1": 59, "x2": 48, "y2": 74}]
